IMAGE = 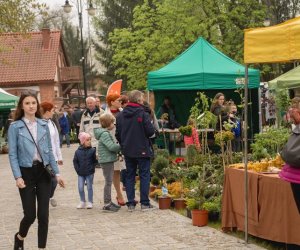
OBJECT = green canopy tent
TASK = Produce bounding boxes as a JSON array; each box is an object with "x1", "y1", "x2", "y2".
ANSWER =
[
  {"x1": 147, "y1": 37, "x2": 260, "y2": 135},
  {"x1": 0, "y1": 88, "x2": 19, "y2": 110},
  {"x1": 0, "y1": 88, "x2": 18, "y2": 129},
  {"x1": 269, "y1": 65, "x2": 300, "y2": 90}
]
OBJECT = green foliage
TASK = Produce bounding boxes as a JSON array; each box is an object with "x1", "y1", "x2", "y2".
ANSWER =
[
  {"x1": 178, "y1": 125, "x2": 192, "y2": 136},
  {"x1": 92, "y1": 0, "x2": 143, "y2": 84},
  {"x1": 151, "y1": 175, "x2": 160, "y2": 186},
  {"x1": 274, "y1": 89, "x2": 291, "y2": 114},
  {"x1": 0, "y1": 0, "x2": 47, "y2": 33},
  {"x1": 186, "y1": 145, "x2": 198, "y2": 166},
  {"x1": 214, "y1": 131, "x2": 234, "y2": 146},
  {"x1": 108, "y1": 0, "x2": 265, "y2": 90},
  {"x1": 250, "y1": 127, "x2": 290, "y2": 160},
  {"x1": 186, "y1": 198, "x2": 199, "y2": 210},
  {"x1": 151, "y1": 155, "x2": 169, "y2": 180},
  {"x1": 190, "y1": 92, "x2": 217, "y2": 129},
  {"x1": 203, "y1": 196, "x2": 221, "y2": 213}
]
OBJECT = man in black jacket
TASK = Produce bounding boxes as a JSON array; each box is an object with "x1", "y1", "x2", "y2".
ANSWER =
[{"x1": 116, "y1": 90, "x2": 155, "y2": 211}]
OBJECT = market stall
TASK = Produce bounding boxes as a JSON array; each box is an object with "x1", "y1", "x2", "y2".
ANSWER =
[
  {"x1": 240, "y1": 16, "x2": 300, "y2": 243},
  {"x1": 147, "y1": 37, "x2": 260, "y2": 135},
  {"x1": 0, "y1": 88, "x2": 18, "y2": 129},
  {"x1": 222, "y1": 168, "x2": 300, "y2": 245}
]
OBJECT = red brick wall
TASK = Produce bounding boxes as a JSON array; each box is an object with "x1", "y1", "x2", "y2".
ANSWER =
[{"x1": 40, "y1": 82, "x2": 55, "y2": 102}]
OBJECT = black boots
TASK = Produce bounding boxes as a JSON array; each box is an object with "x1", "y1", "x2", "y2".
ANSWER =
[{"x1": 14, "y1": 233, "x2": 24, "y2": 250}]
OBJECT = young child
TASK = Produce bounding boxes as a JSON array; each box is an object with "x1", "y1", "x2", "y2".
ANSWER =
[
  {"x1": 94, "y1": 113, "x2": 121, "y2": 212},
  {"x1": 73, "y1": 132, "x2": 97, "y2": 209},
  {"x1": 183, "y1": 118, "x2": 201, "y2": 152}
]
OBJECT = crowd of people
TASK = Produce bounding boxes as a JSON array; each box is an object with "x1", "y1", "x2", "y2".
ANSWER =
[{"x1": 7, "y1": 90, "x2": 157, "y2": 249}]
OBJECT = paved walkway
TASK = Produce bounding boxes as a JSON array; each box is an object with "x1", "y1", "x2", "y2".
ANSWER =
[{"x1": 0, "y1": 144, "x2": 264, "y2": 250}]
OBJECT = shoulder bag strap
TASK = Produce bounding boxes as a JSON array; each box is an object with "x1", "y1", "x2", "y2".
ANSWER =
[{"x1": 21, "y1": 119, "x2": 45, "y2": 164}]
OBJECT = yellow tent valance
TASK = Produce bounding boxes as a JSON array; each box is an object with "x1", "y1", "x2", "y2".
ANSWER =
[{"x1": 244, "y1": 17, "x2": 300, "y2": 64}]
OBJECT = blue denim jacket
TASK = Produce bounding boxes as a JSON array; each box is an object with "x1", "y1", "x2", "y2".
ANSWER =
[{"x1": 8, "y1": 118, "x2": 59, "y2": 179}]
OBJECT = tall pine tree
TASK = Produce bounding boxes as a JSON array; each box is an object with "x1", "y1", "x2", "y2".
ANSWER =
[{"x1": 92, "y1": 0, "x2": 143, "y2": 85}]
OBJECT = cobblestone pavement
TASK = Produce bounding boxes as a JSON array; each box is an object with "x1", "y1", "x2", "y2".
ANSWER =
[{"x1": 0, "y1": 144, "x2": 264, "y2": 250}]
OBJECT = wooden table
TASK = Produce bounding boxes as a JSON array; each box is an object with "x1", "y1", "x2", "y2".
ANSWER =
[{"x1": 222, "y1": 168, "x2": 300, "y2": 245}]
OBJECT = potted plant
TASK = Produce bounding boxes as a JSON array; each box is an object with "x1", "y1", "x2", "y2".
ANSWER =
[
  {"x1": 150, "y1": 175, "x2": 160, "y2": 193},
  {"x1": 178, "y1": 125, "x2": 192, "y2": 136},
  {"x1": 158, "y1": 178, "x2": 172, "y2": 209},
  {"x1": 203, "y1": 196, "x2": 221, "y2": 221},
  {"x1": 185, "y1": 164, "x2": 217, "y2": 226}
]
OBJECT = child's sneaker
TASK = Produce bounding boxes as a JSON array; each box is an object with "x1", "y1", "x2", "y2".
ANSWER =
[
  {"x1": 77, "y1": 202, "x2": 86, "y2": 209},
  {"x1": 103, "y1": 203, "x2": 119, "y2": 212},
  {"x1": 86, "y1": 202, "x2": 93, "y2": 209}
]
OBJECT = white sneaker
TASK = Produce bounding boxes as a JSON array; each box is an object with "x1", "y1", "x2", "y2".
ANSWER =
[
  {"x1": 86, "y1": 202, "x2": 93, "y2": 209},
  {"x1": 77, "y1": 202, "x2": 86, "y2": 209},
  {"x1": 50, "y1": 198, "x2": 57, "y2": 207}
]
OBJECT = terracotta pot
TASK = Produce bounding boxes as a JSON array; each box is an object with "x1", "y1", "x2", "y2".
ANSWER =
[
  {"x1": 174, "y1": 199, "x2": 186, "y2": 210},
  {"x1": 158, "y1": 196, "x2": 171, "y2": 209},
  {"x1": 191, "y1": 209, "x2": 208, "y2": 227}
]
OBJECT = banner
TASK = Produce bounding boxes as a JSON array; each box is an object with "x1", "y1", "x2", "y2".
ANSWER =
[{"x1": 106, "y1": 79, "x2": 122, "y2": 96}]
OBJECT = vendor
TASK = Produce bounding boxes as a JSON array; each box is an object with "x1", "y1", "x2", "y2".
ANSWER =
[
  {"x1": 157, "y1": 96, "x2": 180, "y2": 129},
  {"x1": 210, "y1": 93, "x2": 229, "y2": 131}
]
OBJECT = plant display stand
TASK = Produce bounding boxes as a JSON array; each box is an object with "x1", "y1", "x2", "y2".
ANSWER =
[{"x1": 174, "y1": 199, "x2": 186, "y2": 210}]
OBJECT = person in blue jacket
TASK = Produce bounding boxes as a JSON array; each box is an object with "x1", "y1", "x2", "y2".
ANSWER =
[
  {"x1": 8, "y1": 91, "x2": 65, "y2": 250},
  {"x1": 116, "y1": 90, "x2": 155, "y2": 212},
  {"x1": 58, "y1": 112, "x2": 70, "y2": 148}
]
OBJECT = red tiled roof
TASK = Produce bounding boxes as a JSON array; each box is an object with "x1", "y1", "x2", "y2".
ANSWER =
[{"x1": 0, "y1": 30, "x2": 62, "y2": 84}]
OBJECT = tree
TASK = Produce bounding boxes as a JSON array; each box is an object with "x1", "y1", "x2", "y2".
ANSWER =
[
  {"x1": 109, "y1": 0, "x2": 266, "y2": 90},
  {"x1": 0, "y1": 0, "x2": 46, "y2": 33},
  {"x1": 92, "y1": 0, "x2": 143, "y2": 85}
]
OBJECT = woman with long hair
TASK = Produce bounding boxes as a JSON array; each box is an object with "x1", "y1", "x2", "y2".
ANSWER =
[
  {"x1": 40, "y1": 101, "x2": 64, "y2": 207},
  {"x1": 210, "y1": 92, "x2": 229, "y2": 131},
  {"x1": 8, "y1": 91, "x2": 65, "y2": 250}
]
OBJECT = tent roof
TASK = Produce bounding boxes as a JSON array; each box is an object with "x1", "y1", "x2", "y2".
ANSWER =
[
  {"x1": 0, "y1": 88, "x2": 19, "y2": 110},
  {"x1": 269, "y1": 65, "x2": 300, "y2": 89},
  {"x1": 147, "y1": 37, "x2": 260, "y2": 91},
  {"x1": 244, "y1": 17, "x2": 300, "y2": 64}
]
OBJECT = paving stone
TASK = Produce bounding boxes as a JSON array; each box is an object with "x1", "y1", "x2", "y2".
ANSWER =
[{"x1": 0, "y1": 144, "x2": 265, "y2": 249}]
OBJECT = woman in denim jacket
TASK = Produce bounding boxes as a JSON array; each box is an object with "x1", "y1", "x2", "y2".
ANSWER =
[{"x1": 8, "y1": 92, "x2": 65, "y2": 250}]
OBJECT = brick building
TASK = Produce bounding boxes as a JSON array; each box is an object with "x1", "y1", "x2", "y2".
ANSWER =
[{"x1": 0, "y1": 28, "x2": 83, "y2": 106}]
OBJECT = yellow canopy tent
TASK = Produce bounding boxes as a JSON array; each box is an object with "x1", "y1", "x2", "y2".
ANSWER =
[
  {"x1": 244, "y1": 17, "x2": 300, "y2": 64},
  {"x1": 242, "y1": 16, "x2": 300, "y2": 244}
]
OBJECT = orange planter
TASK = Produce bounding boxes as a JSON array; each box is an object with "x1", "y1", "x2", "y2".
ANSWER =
[
  {"x1": 174, "y1": 199, "x2": 186, "y2": 210},
  {"x1": 191, "y1": 209, "x2": 208, "y2": 227},
  {"x1": 158, "y1": 196, "x2": 171, "y2": 209}
]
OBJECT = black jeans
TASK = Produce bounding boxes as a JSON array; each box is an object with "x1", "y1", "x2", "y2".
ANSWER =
[
  {"x1": 19, "y1": 163, "x2": 51, "y2": 248},
  {"x1": 50, "y1": 176, "x2": 57, "y2": 198}
]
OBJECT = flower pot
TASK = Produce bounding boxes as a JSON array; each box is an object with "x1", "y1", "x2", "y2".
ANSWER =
[
  {"x1": 174, "y1": 198, "x2": 186, "y2": 210},
  {"x1": 191, "y1": 209, "x2": 208, "y2": 227},
  {"x1": 158, "y1": 196, "x2": 171, "y2": 209}
]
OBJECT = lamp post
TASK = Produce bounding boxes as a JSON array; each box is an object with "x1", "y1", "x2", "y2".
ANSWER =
[{"x1": 62, "y1": 0, "x2": 96, "y2": 99}]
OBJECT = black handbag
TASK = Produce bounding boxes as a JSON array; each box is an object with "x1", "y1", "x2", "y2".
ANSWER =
[
  {"x1": 281, "y1": 131, "x2": 300, "y2": 168},
  {"x1": 21, "y1": 120, "x2": 56, "y2": 177}
]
